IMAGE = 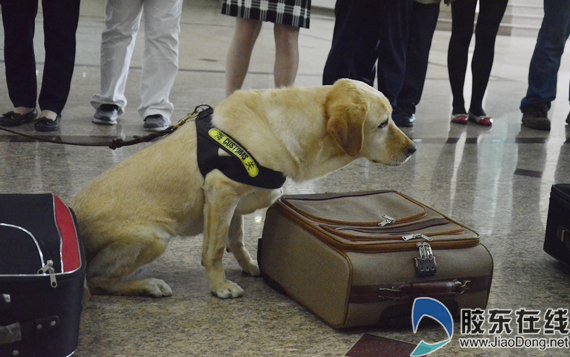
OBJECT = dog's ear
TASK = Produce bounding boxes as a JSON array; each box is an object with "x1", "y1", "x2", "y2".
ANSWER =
[{"x1": 325, "y1": 80, "x2": 368, "y2": 157}]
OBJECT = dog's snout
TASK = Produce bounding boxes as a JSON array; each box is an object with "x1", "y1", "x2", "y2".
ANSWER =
[{"x1": 406, "y1": 143, "x2": 417, "y2": 156}]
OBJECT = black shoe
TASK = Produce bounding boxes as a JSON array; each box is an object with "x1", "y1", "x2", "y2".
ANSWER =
[
  {"x1": 566, "y1": 112, "x2": 570, "y2": 125},
  {"x1": 0, "y1": 108, "x2": 38, "y2": 127},
  {"x1": 34, "y1": 115, "x2": 61, "y2": 132},
  {"x1": 93, "y1": 104, "x2": 120, "y2": 125},
  {"x1": 143, "y1": 114, "x2": 170, "y2": 132},
  {"x1": 522, "y1": 103, "x2": 551, "y2": 131},
  {"x1": 393, "y1": 113, "x2": 415, "y2": 127}
]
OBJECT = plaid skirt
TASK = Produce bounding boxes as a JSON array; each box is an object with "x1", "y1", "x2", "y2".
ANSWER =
[{"x1": 222, "y1": 0, "x2": 311, "y2": 29}]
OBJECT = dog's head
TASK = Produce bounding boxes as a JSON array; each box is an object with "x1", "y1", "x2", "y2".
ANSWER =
[{"x1": 325, "y1": 79, "x2": 416, "y2": 166}]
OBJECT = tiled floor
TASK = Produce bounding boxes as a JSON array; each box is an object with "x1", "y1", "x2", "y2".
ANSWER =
[{"x1": 1, "y1": 1, "x2": 570, "y2": 356}]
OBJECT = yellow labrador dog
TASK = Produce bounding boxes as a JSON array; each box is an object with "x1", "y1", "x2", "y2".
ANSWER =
[{"x1": 70, "y1": 79, "x2": 416, "y2": 299}]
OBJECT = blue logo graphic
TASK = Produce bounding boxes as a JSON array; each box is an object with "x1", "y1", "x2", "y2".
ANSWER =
[{"x1": 411, "y1": 298, "x2": 454, "y2": 356}]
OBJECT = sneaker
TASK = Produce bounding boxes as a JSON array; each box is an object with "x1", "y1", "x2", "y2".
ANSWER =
[
  {"x1": 143, "y1": 114, "x2": 170, "y2": 132},
  {"x1": 93, "y1": 104, "x2": 120, "y2": 125},
  {"x1": 522, "y1": 103, "x2": 550, "y2": 131}
]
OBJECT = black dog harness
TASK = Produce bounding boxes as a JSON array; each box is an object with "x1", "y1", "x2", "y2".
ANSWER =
[{"x1": 195, "y1": 107, "x2": 286, "y2": 189}]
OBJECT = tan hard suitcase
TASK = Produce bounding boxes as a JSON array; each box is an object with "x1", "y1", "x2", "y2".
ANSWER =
[{"x1": 258, "y1": 191, "x2": 493, "y2": 329}]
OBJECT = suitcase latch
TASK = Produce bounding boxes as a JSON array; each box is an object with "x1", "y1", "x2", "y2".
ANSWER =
[
  {"x1": 414, "y1": 242, "x2": 437, "y2": 277},
  {"x1": 378, "y1": 215, "x2": 396, "y2": 227}
]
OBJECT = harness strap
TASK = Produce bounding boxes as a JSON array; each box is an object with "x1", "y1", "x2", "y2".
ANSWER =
[{"x1": 195, "y1": 108, "x2": 286, "y2": 189}]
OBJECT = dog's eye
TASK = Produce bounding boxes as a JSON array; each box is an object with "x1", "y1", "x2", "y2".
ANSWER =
[{"x1": 378, "y1": 121, "x2": 388, "y2": 129}]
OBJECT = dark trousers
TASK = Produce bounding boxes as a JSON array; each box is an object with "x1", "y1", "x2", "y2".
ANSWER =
[
  {"x1": 322, "y1": 0, "x2": 413, "y2": 107},
  {"x1": 447, "y1": 0, "x2": 507, "y2": 114},
  {"x1": 1, "y1": 0, "x2": 80, "y2": 115},
  {"x1": 322, "y1": 0, "x2": 378, "y2": 86},
  {"x1": 396, "y1": 2, "x2": 440, "y2": 115}
]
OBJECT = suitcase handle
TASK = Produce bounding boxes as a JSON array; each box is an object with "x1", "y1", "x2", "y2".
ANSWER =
[
  {"x1": 378, "y1": 280, "x2": 470, "y2": 301},
  {"x1": 0, "y1": 316, "x2": 60, "y2": 345},
  {"x1": 350, "y1": 275, "x2": 492, "y2": 304}
]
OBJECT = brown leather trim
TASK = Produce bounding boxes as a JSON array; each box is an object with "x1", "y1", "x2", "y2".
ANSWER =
[
  {"x1": 333, "y1": 218, "x2": 451, "y2": 234},
  {"x1": 321, "y1": 224, "x2": 467, "y2": 242},
  {"x1": 273, "y1": 201, "x2": 479, "y2": 253},
  {"x1": 280, "y1": 190, "x2": 394, "y2": 201},
  {"x1": 279, "y1": 191, "x2": 428, "y2": 227},
  {"x1": 349, "y1": 275, "x2": 492, "y2": 304}
]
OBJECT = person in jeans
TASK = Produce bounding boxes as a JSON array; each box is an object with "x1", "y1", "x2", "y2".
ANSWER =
[
  {"x1": 0, "y1": 0, "x2": 81, "y2": 132},
  {"x1": 520, "y1": 0, "x2": 570, "y2": 131},
  {"x1": 90, "y1": 0, "x2": 183, "y2": 132}
]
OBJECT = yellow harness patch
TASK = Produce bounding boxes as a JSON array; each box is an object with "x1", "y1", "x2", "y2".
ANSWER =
[{"x1": 208, "y1": 128, "x2": 259, "y2": 178}]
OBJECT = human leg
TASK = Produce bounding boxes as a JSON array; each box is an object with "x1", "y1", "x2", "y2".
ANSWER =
[
  {"x1": 225, "y1": 17, "x2": 263, "y2": 96},
  {"x1": 38, "y1": 0, "x2": 81, "y2": 120},
  {"x1": 323, "y1": 0, "x2": 357, "y2": 85},
  {"x1": 273, "y1": 23, "x2": 300, "y2": 88},
  {"x1": 90, "y1": 0, "x2": 144, "y2": 112},
  {"x1": 521, "y1": 0, "x2": 570, "y2": 111},
  {"x1": 1, "y1": 0, "x2": 38, "y2": 112},
  {"x1": 521, "y1": 0, "x2": 570, "y2": 130},
  {"x1": 375, "y1": 0, "x2": 414, "y2": 106},
  {"x1": 139, "y1": 0, "x2": 183, "y2": 126},
  {"x1": 447, "y1": 0, "x2": 477, "y2": 115},
  {"x1": 396, "y1": 1, "x2": 440, "y2": 119},
  {"x1": 469, "y1": 0, "x2": 508, "y2": 117},
  {"x1": 323, "y1": 0, "x2": 377, "y2": 86}
]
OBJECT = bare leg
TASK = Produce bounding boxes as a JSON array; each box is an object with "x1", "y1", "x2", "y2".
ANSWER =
[
  {"x1": 273, "y1": 23, "x2": 300, "y2": 88},
  {"x1": 225, "y1": 17, "x2": 262, "y2": 96}
]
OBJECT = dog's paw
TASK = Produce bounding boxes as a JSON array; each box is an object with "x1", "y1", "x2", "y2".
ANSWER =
[
  {"x1": 141, "y1": 278, "x2": 173, "y2": 298},
  {"x1": 242, "y1": 260, "x2": 261, "y2": 277},
  {"x1": 211, "y1": 280, "x2": 244, "y2": 299}
]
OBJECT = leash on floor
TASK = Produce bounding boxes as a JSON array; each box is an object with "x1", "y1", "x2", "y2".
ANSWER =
[{"x1": 0, "y1": 104, "x2": 212, "y2": 150}]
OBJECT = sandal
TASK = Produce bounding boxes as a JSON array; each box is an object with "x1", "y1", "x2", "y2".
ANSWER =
[
  {"x1": 451, "y1": 113, "x2": 469, "y2": 125},
  {"x1": 0, "y1": 108, "x2": 38, "y2": 127},
  {"x1": 34, "y1": 115, "x2": 61, "y2": 132},
  {"x1": 468, "y1": 112, "x2": 493, "y2": 126}
]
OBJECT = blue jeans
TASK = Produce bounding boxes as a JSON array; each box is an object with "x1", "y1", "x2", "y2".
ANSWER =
[{"x1": 520, "y1": 0, "x2": 570, "y2": 111}]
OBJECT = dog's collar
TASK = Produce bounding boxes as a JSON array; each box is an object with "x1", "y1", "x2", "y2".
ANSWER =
[{"x1": 195, "y1": 108, "x2": 286, "y2": 189}]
